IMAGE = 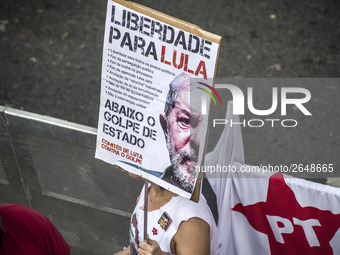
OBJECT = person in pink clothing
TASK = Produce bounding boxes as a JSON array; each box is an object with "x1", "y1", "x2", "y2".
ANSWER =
[{"x1": 0, "y1": 203, "x2": 70, "y2": 255}]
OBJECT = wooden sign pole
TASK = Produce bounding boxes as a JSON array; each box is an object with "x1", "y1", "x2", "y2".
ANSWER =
[{"x1": 143, "y1": 179, "x2": 148, "y2": 241}]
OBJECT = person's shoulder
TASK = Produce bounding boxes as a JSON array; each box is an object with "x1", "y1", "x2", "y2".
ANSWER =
[
  {"x1": 172, "y1": 195, "x2": 211, "y2": 218},
  {"x1": 0, "y1": 203, "x2": 31, "y2": 216},
  {"x1": 174, "y1": 195, "x2": 210, "y2": 210},
  {"x1": 0, "y1": 203, "x2": 49, "y2": 223},
  {"x1": 0, "y1": 203, "x2": 22, "y2": 210}
]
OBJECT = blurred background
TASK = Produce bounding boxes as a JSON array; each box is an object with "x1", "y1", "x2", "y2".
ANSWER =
[{"x1": 1, "y1": 0, "x2": 339, "y2": 126}]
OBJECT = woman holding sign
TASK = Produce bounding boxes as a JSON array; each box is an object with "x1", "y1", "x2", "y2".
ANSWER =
[
  {"x1": 115, "y1": 177, "x2": 220, "y2": 255},
  {"x1": 114, "y1": 74, "x2": 221, "y2": 255}
]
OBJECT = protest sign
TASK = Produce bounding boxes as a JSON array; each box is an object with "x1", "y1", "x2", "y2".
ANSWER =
[{"x1": 95, "y1": 0, "x2": 222, "y2": 198}]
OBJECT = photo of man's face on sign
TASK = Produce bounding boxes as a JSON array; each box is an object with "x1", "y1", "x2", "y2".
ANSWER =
[{"x1": 159, "y1": 73, "x2": 207, "y2": 193}]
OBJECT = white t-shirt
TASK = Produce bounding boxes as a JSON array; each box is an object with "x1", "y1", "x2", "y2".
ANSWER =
[{"x1": 129, "y1": 187, "x2": 221, "y2": 255}]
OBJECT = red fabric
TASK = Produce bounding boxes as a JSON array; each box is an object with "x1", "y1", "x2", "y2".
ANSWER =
[{"x1": 0, "y1": 203, "x2": 70, "y2": 255}]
